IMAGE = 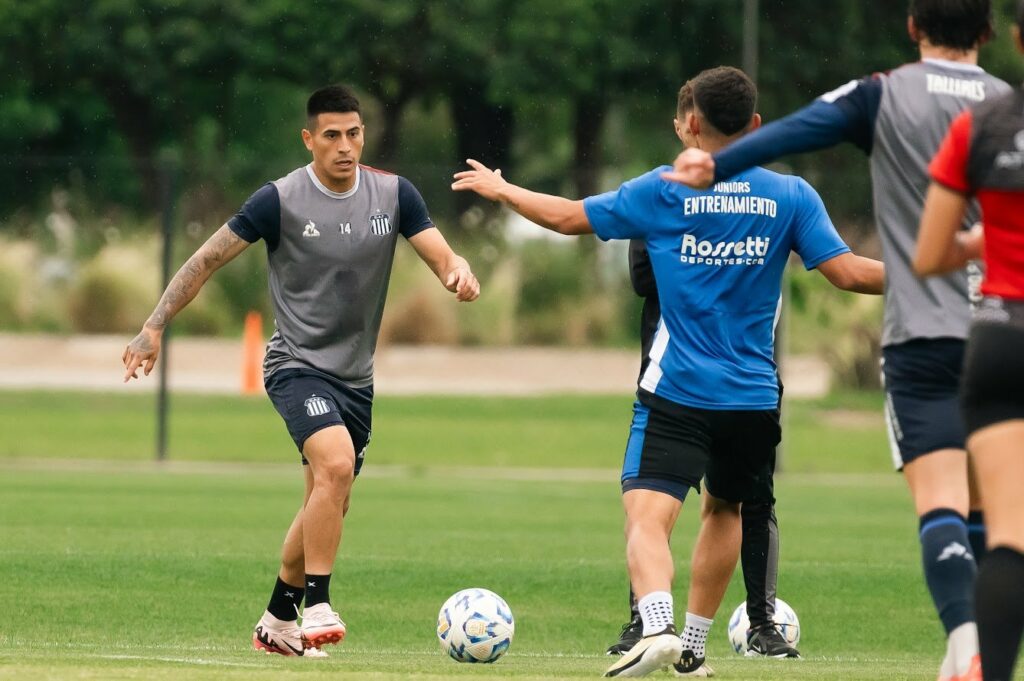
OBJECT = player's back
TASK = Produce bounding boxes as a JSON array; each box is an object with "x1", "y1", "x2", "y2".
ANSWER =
[
  {"x1": 871, "y1": 60, "x2": 1010, "y2": 345},
  {"x1": 586, "y1": 166, "x2": 849, "y2": 412}
]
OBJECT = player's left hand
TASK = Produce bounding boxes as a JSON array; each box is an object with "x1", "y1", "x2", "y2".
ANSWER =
[
  {"x1": 452, "y1": 159, "x2": 508, "y2": 202},
  {"x1": 445, "y1": 266, "x2": 480, "y2": 302},
  {"x1": 958, "y1": 222, "x2": 984, "y2": 260},
  {"x1": 660, "y1": 148, "x2": 716, "y2": 189}
]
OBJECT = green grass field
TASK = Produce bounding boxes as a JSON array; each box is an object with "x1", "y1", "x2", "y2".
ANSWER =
[{"x1": 0, "y1": 390, "x2": 1002, "y2": 680}]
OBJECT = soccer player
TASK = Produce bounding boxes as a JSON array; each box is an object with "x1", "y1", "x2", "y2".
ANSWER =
[
  {"x1": 453, "y1": 66, "x2": 883, "y2": 678},
  {"x1": 608, "y1": 81, "x2": 798, "y2": 666},
  {"x1": 662, "y1": 3, "x2": 1008, "y2": 678},
  {"x1": 121, "y1": 85, "x2": 480, "y2": 657},
  {"x1": 915, "y1": 6, "x2": 1024, "y2": 678}
]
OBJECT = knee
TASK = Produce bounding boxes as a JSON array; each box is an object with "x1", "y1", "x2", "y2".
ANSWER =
[
  {"x1": 315, "y1": 457, "x2": 355, "y2": 492},
  {"x1": 701, "y1": 495, "x2": 741, "y2": 521}
]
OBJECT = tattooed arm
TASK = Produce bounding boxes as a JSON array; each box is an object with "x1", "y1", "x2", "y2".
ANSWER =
[{"x1": 122, "y1": 225, "x2": 250, "y2": 381}]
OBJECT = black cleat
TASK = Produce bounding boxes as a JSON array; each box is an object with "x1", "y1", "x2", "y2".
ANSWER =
[
  {"x1": 746, "y1": 625, "x2": 800, "y2": 658},
  {"x1": 606, "y1": 614, "x2": 643, "y2": 655}
]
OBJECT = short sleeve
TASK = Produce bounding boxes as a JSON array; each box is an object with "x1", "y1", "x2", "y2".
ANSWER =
[
  {"x1": 583, "y1": 169, "x2": 665, "y2": 241},
  {"x1": 929, "y1": 110, "x2": 973, "y2": 194},
  {"x1": 789, "y1": 178, "x2": 851, "y2": 270},
  {"x1": 397, "y1": 177, "x2": 434, "y2": 239},
  {"x1": 228, "y1": 183, "x2": 280, "y2": 250}
]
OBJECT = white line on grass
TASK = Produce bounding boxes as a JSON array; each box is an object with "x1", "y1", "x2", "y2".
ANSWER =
[{"x1": 89, "y1": 654, "x2": 268, "y2": 669}]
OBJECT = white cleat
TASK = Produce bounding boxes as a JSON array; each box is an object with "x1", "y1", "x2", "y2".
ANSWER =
[
  {"x1": 301, "y1": 602, "x2": 347, "y2": 649},
  {"x1": 604, "y1": 629, "x2": 684, "y2": 677},
  {"x1": 253, "y1": 611, "x2": 306, "y2": 656}
]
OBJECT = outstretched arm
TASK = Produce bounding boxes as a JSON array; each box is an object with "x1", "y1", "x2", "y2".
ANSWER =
[
  {"x1": 816, "y1": 252, "x2": 885, "y2": 294},
  {"x1": 122, "y1": 225, "x2": 250, "y2": 381},
  {"x1": 914, "y1": 183, "x2": 982, "y2": 276},
  {"x1": 452, "y1": 160, "x2": 592, "y2": 235},
  {"x1": 407, "y1": 228, "x2": 480, "y2": 302},
  {"x1": 663, "y1": 79, "x2": 880, "y2": 188}
]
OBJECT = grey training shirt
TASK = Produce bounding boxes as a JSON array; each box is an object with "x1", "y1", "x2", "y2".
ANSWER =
[{"x1": 228, "y1": 164, "x2": 433, "y2": 386}]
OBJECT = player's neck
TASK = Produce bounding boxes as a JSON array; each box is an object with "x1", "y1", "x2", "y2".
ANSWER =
[
  {"x1": 310, "y1": 163, "x2": 357, "y2": 194},
  {"x1": 918, "y1": 42, "x2": 979, "y2": 65}
]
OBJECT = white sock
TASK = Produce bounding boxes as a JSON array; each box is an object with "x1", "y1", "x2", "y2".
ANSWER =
[
  {"x1": 947, "y1": 622, "x2": 979, "y2": 675},
  {"x1": 681, "y1": 612, "x2": 713, "y2": 659},
  {"x1": 637, "y1": 591, "x2": 675, "y2": 636}
]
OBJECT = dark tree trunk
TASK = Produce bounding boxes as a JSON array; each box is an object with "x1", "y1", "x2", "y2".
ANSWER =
[
  {"x1": 450, "y1": 82, "x2": 514, "y2": 214},
  {"x1": 98, "y1": 78, "x2": 162, "y2": 212},
  {"x1": 375, "y1": 96, "x2": 410, "y2": 168},
  {"x1": 573, "y1": 94, "x2": 606, "y2": 286}
]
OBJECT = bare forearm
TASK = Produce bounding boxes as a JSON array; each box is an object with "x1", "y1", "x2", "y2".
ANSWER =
[
  {"x1": 846, "y1": 256, "x2": 885, "y2": 294},
  {"x1": 915, "y1": 231, "x2": 978, "y2": 276},
  {"x1": 145, "y1": 226, "x2": 246, "y2": 330},
  {"x1": 144, "y1": 257, "x2": 214, "y2": 330},
  {"x1": 497, "y1": 185, "x2": 588, "y2": 235}
]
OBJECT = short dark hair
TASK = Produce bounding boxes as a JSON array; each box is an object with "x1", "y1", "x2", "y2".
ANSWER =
[
  {"x1": 677, "y1": 81, "x2": 695, "y2": 118},
  {"x1": 306, "y1": 84, "x2": 361, "y2": 126},
  {"x1": 691, "y1": 67, "x2": 757, "y2": 137},
  {"x1": 1018, "y1": 0, "x2": 1024, "y2": 32},
  {"x1": 909, "y1": 0, "x2": 993, "y2": 50}
]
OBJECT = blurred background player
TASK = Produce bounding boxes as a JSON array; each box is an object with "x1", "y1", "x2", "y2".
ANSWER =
[
  {"x1": 663, "y1": 3, "x2": 1009, "y2": 678},
  {"x1": 453, "y1": 66, "x2": 882, "y2": 678},
  {"x1": 122, "y1": 84, "x2": 479, "y2": 657},
  {"x1": 608, "y1": 81, "x2": 797, "y2": 666},
  {"x1": 915, "y1": 5, "x2": 1024, "y2": 678}
]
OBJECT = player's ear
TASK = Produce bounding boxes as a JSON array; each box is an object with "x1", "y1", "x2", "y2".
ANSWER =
[
  {"x1": 687, "y1": 111, "x2": 700, "y2": 139},
  {"x1": 749, "y1": 113, "x2": 762, "y2": 133},
  {"x1": 907, "y1": 15, "x2": 920, "y2": 44},
  {"x1": 301, "y1": 128, "x2": 314, "y2": 152},
  {"x1": 1014, "y1": 25, "x2": 1023, "y2": 55}
]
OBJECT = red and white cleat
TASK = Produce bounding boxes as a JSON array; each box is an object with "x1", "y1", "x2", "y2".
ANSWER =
[
  {"x1": 253, "y1": 611, "x2": 306, "y2": 656},
  {"x1": 301, "y1": 603, "x2": 347, "y2": 649}
]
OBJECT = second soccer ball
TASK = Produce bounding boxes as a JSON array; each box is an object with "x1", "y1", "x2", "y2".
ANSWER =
[{"x1": 726, "y1": 598, "x2": 800, "y2": 654}]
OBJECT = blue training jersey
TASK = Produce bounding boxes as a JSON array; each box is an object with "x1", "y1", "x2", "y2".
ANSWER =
[{"x1": 584, "y1": 165, "x2": 850, "y2": 410}]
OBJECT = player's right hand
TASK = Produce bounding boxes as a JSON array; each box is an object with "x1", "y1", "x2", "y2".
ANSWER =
[
  {"x1": 451, "y1": 159, "x2": 509, "y2": 202},
  {"x1": 122, "y1": 326, "x2": 162, "y2": 382},
  {"x1": 660, "y1": 148, "x2": 716, "y2": 189}
]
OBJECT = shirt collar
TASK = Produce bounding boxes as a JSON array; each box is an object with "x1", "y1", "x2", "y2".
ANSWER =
[{"x1": 305, "y1": 164, "x2": 360, "y2": 199}]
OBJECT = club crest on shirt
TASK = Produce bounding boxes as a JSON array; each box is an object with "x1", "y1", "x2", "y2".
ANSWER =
[
  {"x1": 369, "y1": 212, "x2": 392, "y2": 236},
  {"x1": 302, "y1": 220, "x2": 320, "y2": 238}
]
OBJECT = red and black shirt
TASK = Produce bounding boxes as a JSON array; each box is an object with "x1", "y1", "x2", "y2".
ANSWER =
[{"x1": 930, "y1": 87, "x2": 1024, "y2": 301}]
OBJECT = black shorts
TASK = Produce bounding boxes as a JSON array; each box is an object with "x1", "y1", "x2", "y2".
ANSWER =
[
  {"x1": 264, "y1": 367, "x2": 373, "y2": 473},
  {"x1": 881, "y1": 338, "x2": 967, "y2": 470},
  {"x1": 961, "y1": 299, "x2": 1024, "y2": 435},
  {"x1": 620, "y1": 391, "x2": 781, "y2": 504}
]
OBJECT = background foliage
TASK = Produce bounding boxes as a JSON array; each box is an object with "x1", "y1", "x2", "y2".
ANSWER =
[{"x1": 1, "y1": 0, "x2": 1020, "y2": 376}]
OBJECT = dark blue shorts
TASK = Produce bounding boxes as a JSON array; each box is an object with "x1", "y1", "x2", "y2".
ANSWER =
[
  {"x1": 881, "y1": 338, "x2": 967, "y2": 470},
  {"x1": 264, "y1": 367, "x2": 373, "y2": 473},
  {"x1": 621, "y1": 391, "x2": 780, "y2": 504}
]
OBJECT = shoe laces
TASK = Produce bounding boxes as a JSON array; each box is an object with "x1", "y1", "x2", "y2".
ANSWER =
[
  {"x1": 304, "y1": 607, "x2": 344, "y2": 627},
  {"x1": 620, "y1": 615, "x2": 643, "y2": 634}
]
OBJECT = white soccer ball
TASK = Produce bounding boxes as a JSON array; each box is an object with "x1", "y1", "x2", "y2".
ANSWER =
[
  {"x1": 727, "y1": 598, "x2": 800, "y2": 654},
  {"x1": 437, "y1": 588, "x2": 515, "y2": 663}
]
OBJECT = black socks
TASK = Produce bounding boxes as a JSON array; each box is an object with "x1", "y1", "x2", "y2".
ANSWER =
[
  {"x1": 267, "y1": 576, "x2": 304, "y2": 621},
  {"x1": 976, "y1": 547, "x2": 1024, "y2": 681},
  {"x1": 305, "y1": 573, "x2": 332, "y2": 608}
]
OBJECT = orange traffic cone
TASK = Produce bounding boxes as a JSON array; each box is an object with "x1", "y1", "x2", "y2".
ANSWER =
[{"x1": 241, "y1": 311, "x2": 264, "y2": 395}]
